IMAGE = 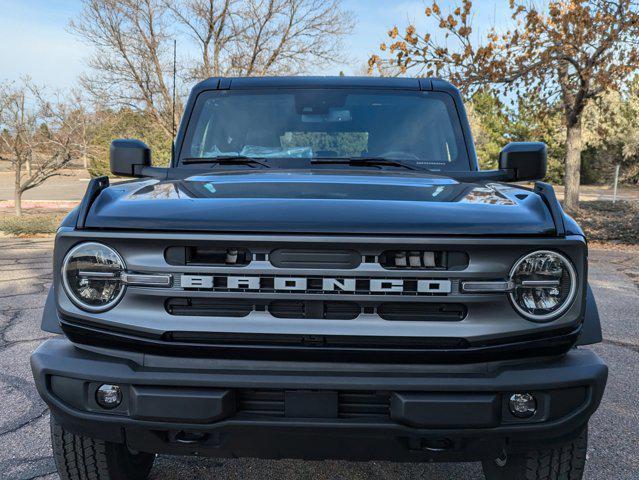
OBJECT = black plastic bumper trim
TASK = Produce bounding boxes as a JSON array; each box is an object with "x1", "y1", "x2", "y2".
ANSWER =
[
  {"x1": 58, "y1": 318, "x2": 581, "y2": 364},
  {"x1": 31, "y1": 338, "x2": 607, "y2": 460}
]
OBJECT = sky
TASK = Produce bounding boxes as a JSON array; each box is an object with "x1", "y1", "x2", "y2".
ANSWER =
[{"x1": 0, "y1": 0, "x2": 513, "y2": 90}]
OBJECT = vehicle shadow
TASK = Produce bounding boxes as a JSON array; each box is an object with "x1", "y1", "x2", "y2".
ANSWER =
[{"x1": 151, "y1": 455, "x2": 484, "y2": 479}]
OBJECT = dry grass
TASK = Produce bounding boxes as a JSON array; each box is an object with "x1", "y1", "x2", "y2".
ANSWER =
[
  {"x1": 0, "y1": 212, "x2": 66, "y2": 236},
  {"x1": 573, "y1": 200, "x2": 639, "y2": 245}
]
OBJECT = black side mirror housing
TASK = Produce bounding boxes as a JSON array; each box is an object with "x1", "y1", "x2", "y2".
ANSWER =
[
  {"x1": 110, "y1": 139, "x2": 151, "y2": 177},
  {"x1": 499, "y1": 142, "x2": 547, "y2": 181}
]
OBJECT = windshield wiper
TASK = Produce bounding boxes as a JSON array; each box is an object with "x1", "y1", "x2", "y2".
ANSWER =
[
  {"x1": 182, "y1": 156, "x2": 270, "y2": 168},
  {"x1": 311, "y1": 157, "x2": 417, "y2": 171}
]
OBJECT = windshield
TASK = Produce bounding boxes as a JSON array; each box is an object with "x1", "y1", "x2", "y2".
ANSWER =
[{"x1": 179, "y1": 88, "x2": 471, "y2": 171}]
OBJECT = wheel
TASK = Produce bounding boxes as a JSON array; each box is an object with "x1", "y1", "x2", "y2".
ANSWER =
[
  {"x1": 50, "y1": 416, "x2": 155, "y2": 480},
  {"x1": 482, "y1": 426, "x2": 587, "y2": 480}
]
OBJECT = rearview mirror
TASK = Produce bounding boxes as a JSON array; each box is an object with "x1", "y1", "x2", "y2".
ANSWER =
[
  {"x1": 110, "y1": 139, "x2": 151, "y2": 177},
  {"x1": 499, "y1": 142, "x2": 547, "y2": 181}
]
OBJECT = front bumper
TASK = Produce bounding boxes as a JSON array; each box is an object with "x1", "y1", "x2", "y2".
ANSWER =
[{"x1": 31, "y1": 338, "x2": 607, "y2": 462}]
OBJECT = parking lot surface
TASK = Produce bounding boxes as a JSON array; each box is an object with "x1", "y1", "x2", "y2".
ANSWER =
[{"x1": 0, "y1": 238, "x2": 637, "y2": 480}]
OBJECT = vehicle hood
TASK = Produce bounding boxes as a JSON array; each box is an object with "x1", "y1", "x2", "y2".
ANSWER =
[{"x1": 85, "y1": 171, "x2": 556, "y2": 235}]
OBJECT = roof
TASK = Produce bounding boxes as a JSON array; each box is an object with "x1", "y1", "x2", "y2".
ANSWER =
[{"x1": 192, "y1": 76, "x2": 458, "y2": 94}]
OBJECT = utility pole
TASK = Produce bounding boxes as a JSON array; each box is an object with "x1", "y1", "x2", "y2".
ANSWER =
[{"x1": 612, "y1": 164, "x2": 620, "y2": 204}]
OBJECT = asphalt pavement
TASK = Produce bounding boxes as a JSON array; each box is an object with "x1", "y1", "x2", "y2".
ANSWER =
[{"x1": 0, "y1": 239, "x2": 637, "y2": 480}]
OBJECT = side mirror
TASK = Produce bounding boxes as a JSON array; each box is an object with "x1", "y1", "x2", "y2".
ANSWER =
[
  {"x1": 499, "y1": 142, "x2": 547, "y2": 181},
  {"x1": 110, "y1": 139, "x2": 151, "y2": 177}
]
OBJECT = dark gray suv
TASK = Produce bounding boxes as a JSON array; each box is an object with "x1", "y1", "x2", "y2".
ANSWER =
[{"x1": 31, "y1": 76, "x2": 607, "y2": 480}]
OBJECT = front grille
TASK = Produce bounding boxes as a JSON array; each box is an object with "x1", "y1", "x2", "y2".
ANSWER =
[
  {"x1": 165, "y1": 246, "x2": 251, "y2": 266},
  {"x1": 269, "y1": 301, "x2": 360, "y2": 320},
  {"x1": 165, "y1": 298, "x2": 465, "y2": 322},
  {"x1": 58, "y1": 231, "x2": 586, "y2": 364},
  {"x1": 165, "y1": 246, "x2": 471, "y2": 270},
  {"x1": 378, "y1": 303, "x2": 466, "y2": 321},
  {"x1": 238, "y1": 389, "x2": 285, "y2": 417},
  {"x1": 338, "y1": 391, "x2": 391, "y2": 418},
  {"x1": 237, "y1": 389, "x2": 390, "y2": 419},
  {"x1": 166, "y1": 298, "x2": 253, "y2": 317},
  {"x1": 378, "y1": 250, "x2": 469, "y2": 270},
  {"x1": 269, "y1": 249, "x2": 361, "y2": 269}
]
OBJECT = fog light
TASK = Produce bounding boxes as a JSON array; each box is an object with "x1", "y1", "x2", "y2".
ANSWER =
[
  {"x1": 96, "y1": 384, "x2": 122, "y2": 409},
  {"x1": 509, "y1": 393, "x2": 537, "y2": 418}
]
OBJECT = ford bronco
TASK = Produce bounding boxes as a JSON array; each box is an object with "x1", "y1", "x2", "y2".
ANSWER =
[{"x1": 31, "y1": 76, "x2": 607, "y2": 480}]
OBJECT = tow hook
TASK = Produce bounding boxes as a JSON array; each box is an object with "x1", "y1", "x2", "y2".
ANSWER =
[
  {"x1": 408, "y1": 437, "x2": 454, "y2": 452},
  {"x1": 494, "y1": 449, "x2": 508, "y2": 467},
  {"x1": 169, "y1": 431, "x2": 209, "y2": 445}
]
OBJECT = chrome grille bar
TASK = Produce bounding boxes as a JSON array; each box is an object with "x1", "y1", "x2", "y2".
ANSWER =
[
  {"x1": 461, "y1": 281, "x2": 514, "y2": 293},
  {"x1": 121, "y1": 273, "x2": 173, "y2": 287}
]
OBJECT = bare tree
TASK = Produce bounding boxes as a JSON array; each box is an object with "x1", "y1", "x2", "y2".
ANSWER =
[
  {"x1": 217, "y1": 0, "x2": 354, "y2": 77},
  {"x1": 163, "y1": 0, "x2": 237, "y2": 79},
  {"x1": 70, "y1": 0, "x2": 179, "y2": 137},
  {"x1": 0, "y1": 80, "x2": 84, "y2": 216},
  {"x1": 71, "y1": 0, "x2": 354, "y2": 138}
]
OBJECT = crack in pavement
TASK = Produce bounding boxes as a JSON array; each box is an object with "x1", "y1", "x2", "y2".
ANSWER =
[
  {"x1": 1, "y1": 306, "x2": 48, "y2": 314},
  {"x1": 2, "y1": 267, "x2": 51, "y2": 274},
  {"x1": 0, "y1": 408, "x2": 49, "y2": 438},
  {"x1": 0, "y1": 372, "x2": 48, "y2": 438},
  {"x1": 603, "y1": 254, "x2": 639, "y2": 290},
  {"x1": 0, "y1": 309, "x2": 47, "y2": 348},
  {"x1": 0, "y1": 290, "x2": 51, "y2": 348},
  {"x1": 601, "y1": 338, "x2": 639, "y2": 353},
  {"x1": 0, "y1": 455, "x2": 56, "y2": 480},
  {"x1": 0, "y1": 241, "x2": 52, "y2": 250},
  {"x1": 0, "y1": 274, "x2": 52, "y2": 284},
  {"x1": 0, "y1": 280, "x2": 50, "y2": 300},
  {"x1": 0, "y1": 310, "x2": 20, "y2": 348}
]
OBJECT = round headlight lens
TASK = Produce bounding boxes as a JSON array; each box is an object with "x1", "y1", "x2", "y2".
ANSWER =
[
  {"x1": 509, "y1": 250, "x2": 577, "y2": 321},
  {"x1": 62, "y1": 242, "x2": 125, "y2": 312}
]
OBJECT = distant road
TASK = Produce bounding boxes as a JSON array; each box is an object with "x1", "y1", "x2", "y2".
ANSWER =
[
  {"x1": 0, "y1": 169, "x2": 637, "y2": 205},
  {"x1": 555, "y1": 186, "x2": 639, "y2": 202},
  {"x1": 0, "y1": 171, "x2": 88, "y2": 203}
]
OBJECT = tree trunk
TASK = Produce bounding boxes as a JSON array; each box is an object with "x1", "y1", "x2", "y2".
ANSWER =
[
  {"x1": 14, "y1": 162, "x2": 22, "y2": 217},
  {"x1": 14, "y1": 189, "x2": 22, "y2": 217},
  {"x1": 563, "y1": 119, "x2": 582, "y2": 213}
]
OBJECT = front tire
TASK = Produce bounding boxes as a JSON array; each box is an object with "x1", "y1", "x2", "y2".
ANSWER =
[
  {"x1": 50, "y1": 416, "x2": 155, "y2": 480},
  {"x1": 482, "y1": 427, "x2": 587, "y2": 480}
]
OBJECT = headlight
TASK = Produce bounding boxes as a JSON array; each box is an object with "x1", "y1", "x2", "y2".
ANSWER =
[
  {"x1": 509, "y1": 250, "x2": 577, "y2": 322},
  {"x1": 62, "y1": 242, "x2": 126, "y2": 312}
]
